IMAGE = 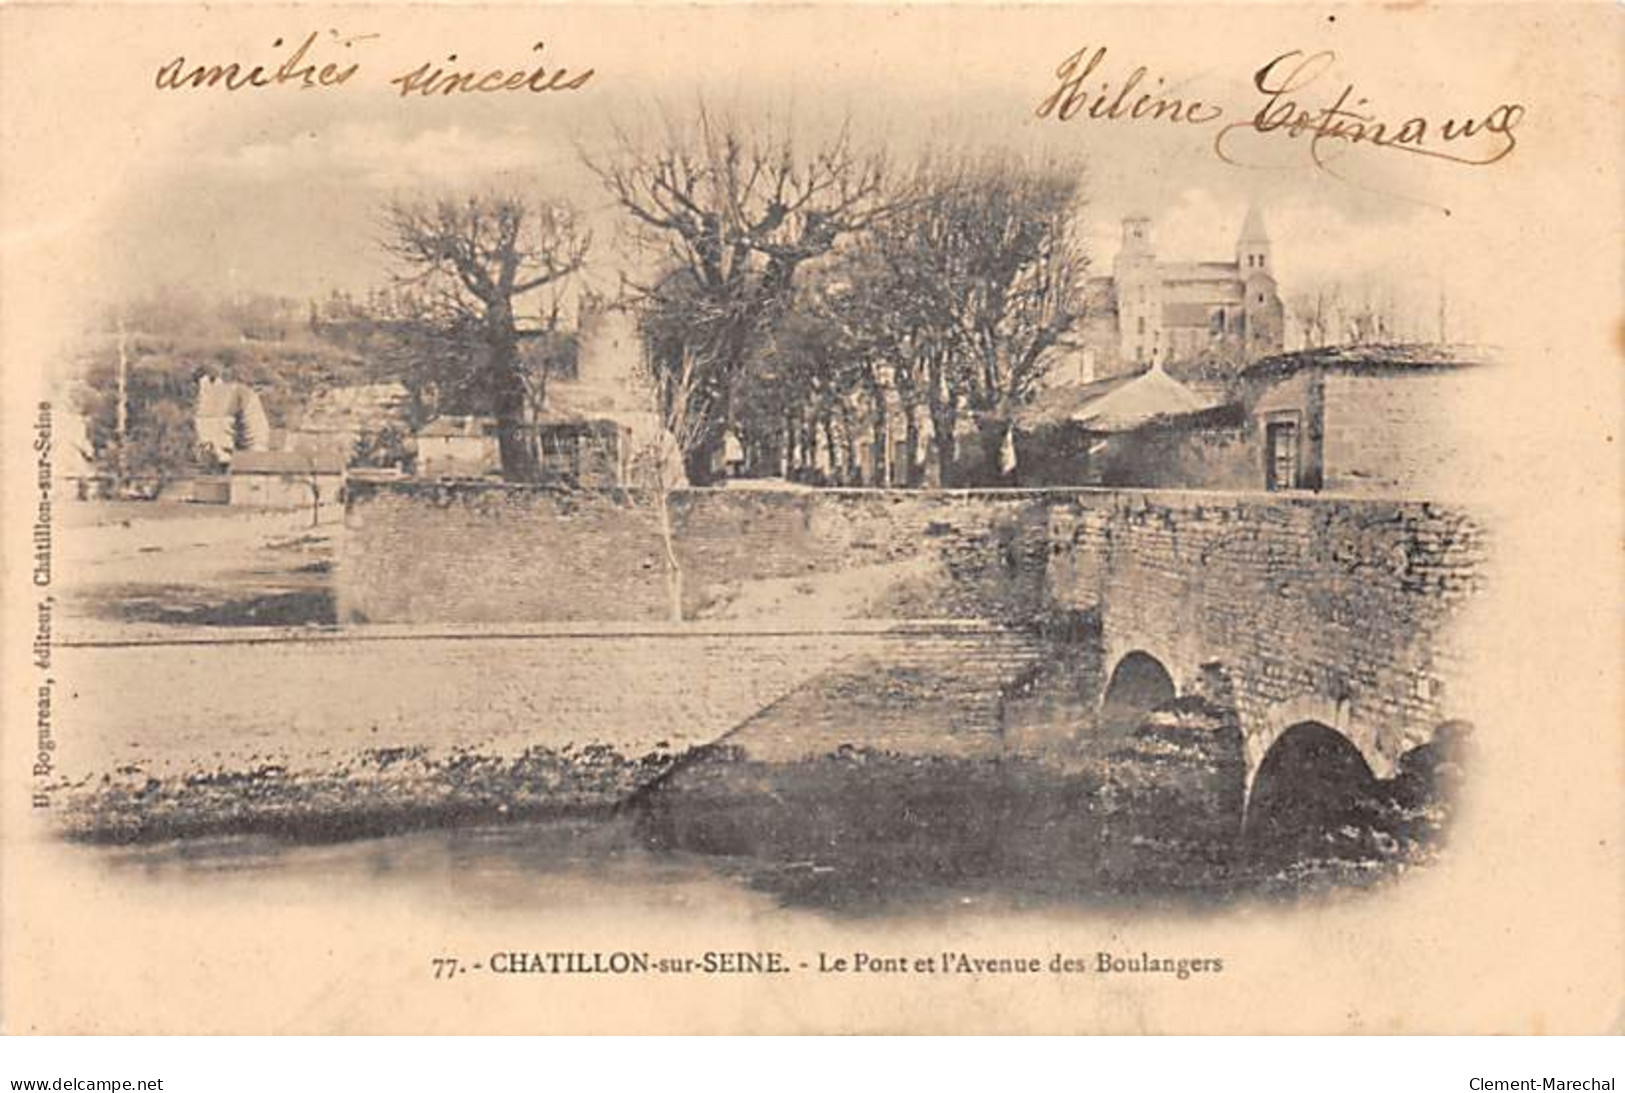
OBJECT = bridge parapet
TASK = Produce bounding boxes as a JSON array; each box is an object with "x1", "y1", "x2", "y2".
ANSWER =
[{"x1": 1046, "y1": 490, "x2": 1487, "y2": 782}]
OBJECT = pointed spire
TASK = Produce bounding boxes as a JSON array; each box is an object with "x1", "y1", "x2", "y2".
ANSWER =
[{"x1": 1239, "y1": 204, "x2": 1269, "y2": 243}]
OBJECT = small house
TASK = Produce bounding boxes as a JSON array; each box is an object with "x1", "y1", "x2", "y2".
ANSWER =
[
  {"x1": 1238, "y1": 343, "x2": 1494, "y2": 496},
  {"x1": 228, "y1": 450, "x2": 347, "y2": 511},
  {"x1": 1016, "y1": 343, "x2": 1494, "y2": 497},
  {"x1": 195, "y1": 376, "x2": 271, "y2": 462},
  {"x1": 416, "y1": 416, "x2": 501, "y2": 478},
  {"x1": 534, "y1": 410, "x2": 631, "y2": 488},
  {"x1": 1014, "y1": 364, "x2": 1223, "y2": 487},
  {"x1": 416, "y1": 413, "x2": 632, "y2": 486}
]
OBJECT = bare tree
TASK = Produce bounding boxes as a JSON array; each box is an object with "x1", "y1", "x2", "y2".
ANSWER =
[
  {"x1": 768, "y1": 296, "x2": 870, "y2": 483},
  {"x1": 628, "y1": 343, "x2": 713, "y2": 621},
  {"x1": 587, "y1": 107, "x2": 898, "y2": 480},
  {"x1": 1341, "y1": 284, "x2": 1396, "y2": 346},
  {"x1": 383, "y1": 195, "x2": 590, "y2": 481},
  {"x1": 1290, "y1": 287, "x2": 1338, "y2": 350},
  {"x1": 944, "y1": 161, "x2": 1088, "y2": 481},
  {"x1": 865, "y1": 156, "x2": 1088, "y2": 485},
  {"x1": 811, "y1": 261, "x2": 921, "y2": 485}
]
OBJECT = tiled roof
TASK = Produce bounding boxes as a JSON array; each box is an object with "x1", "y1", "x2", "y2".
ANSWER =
[
  {"x1": 1020, "y1": 366, "x2": 1215, "y2": 432},
  {"x1": 1159, "y1": 261, "x2": 1240, "y2": 283},
  {"x1": 1019, "y1": 371, "x2": 1143, "y2": 427},
  {"x1": 1239, "y1": 204, "x2": 1269, "y2": 243},
  {"x1": 1066, "y1": 366, "x2": 1211, "y2": 431},
  {"x1": 1241, "y1": 343, "x2": 1496, "y2": 382},
  {"x1": 417, "y1": 416, "x2": 497, "y2": 439},
  {"x1": 230, "y1": 451, "x2": 348, "y2": 475}
]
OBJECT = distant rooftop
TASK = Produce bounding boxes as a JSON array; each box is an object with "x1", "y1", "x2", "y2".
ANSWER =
[
  {"x1": 418, "y1": 411, "x2": 619, "y2": 437},
  {"x1": 1160, "y1": 260, "x2": 1242, "y2": 276},
  {"x1": 417, "y1": 415, "x2": 496, "y2": 439},
  {"x1": 1242, "y1": 343, "x2": 1497, "y2": 382},
  {"x1": 1020, "y1": 365, "x2": 1214, "y2": 432},
  {"x1": 230, "y1": 450, "x2": 347, "y2": 475}
]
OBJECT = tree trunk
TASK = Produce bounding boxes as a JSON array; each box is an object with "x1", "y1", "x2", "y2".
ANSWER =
[
  {"x1": 487, "y1": 305, "x2": 538, "y2": 482},
  {"x1": 903, "y1": 405, "x2": 922, "y2": 488},
  {"x1": 976, "y1": 416, "x2": 1016, "y2": 487},
  {"x1": 653, "y1": 485, "x2": 683, "y2": 622},
  {"x1": 930, "y1": 404, "x2": 957, "y2": 488},
  {"x1": 803, "y1": 420, "x2": 818, "y2": 481},
  {"x1": 115, "y1": 316, "x2": 129, "y2": 493},
  {"x1": 836, "y1": 402, "x2": 860, "y2": 485},
  {"x1": 925, "y1": 346, "x2": 958, "y2": 488}
]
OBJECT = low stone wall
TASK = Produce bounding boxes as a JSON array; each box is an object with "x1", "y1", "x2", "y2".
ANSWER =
[
  {"x1": 337, "y1": 480, "x2": 1487, "y2": 784},
  {"x1": 338, "y1": 481, "x2": 1054, "y2": 625}
]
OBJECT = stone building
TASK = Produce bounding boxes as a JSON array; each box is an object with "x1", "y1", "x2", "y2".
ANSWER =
[
  {"x1": 1016, "y1": 343, "x2": 1492, "y2": 499},
  {"x1": 551, "y1": 298, "x2": 697, "y2": 487},
  {"x1": 415, "y1": 416, "x2": 501, "y2": 478},
  {"x1": 1238, "y1": 344, "x2": 1492, "y2": 496},
  {"x1": 228, "y1": 450, "x2": 346, "y2": 510},
  {"x1": 1067, "y1": 207, "x2": 1285, "y2": 383},
  {"x1": 415, "y1": 412, "x2": 632, "y2": 487},
  {"x1": 194, "y1": 376, "x2": 271, "y2": 462}
]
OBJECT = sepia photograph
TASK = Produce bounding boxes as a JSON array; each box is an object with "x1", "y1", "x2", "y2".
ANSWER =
[{"x1": 1, "y1": 2, "x2": 1619, "y2": 1040}]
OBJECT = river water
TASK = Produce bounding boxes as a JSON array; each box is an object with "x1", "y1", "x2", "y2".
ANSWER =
[{"x1": 83, "y1": 719, "x2": 1458, "y2": 918}]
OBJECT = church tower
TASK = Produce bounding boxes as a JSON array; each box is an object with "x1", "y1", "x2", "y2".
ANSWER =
[
  {"x1": 1115, "y1": 214, "x2": 1162, "y2": 368},
  {"x1": 1237, "y1": 205, "x2": 1283, "y2": 361},
  {"x1": 1236, "y1": 204, "x2": 1272, "y2": 277}
]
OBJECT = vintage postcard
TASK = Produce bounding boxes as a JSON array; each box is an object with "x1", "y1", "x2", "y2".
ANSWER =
[{"x1": 1, "y1": 2, "x2": 1619, "y2": 1034}]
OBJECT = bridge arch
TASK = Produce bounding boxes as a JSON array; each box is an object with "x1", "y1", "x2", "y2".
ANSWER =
[
  {"x1": 1100, "y1": 650, "x2": 1177, "y2": 735},
  {"x1": 1243, "y1": 720, "x2": 1378, "y2": 854},
  {"x1": 1246, "y1": 694, "x2": 1356, "y2": 788}
]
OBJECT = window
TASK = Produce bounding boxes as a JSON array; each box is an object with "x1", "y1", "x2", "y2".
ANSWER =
[
  {"x1": 1265, "y1": 419, "x2": 1300, "y2": 491},
  {"x1": 1137, "y1": 316, "x2": 1146, "y2": 335}
]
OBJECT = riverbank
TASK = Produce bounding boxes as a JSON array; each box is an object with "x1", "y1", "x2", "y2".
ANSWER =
[{"x1": 51, "y1": 740, "x2": 684, "y2": 844}]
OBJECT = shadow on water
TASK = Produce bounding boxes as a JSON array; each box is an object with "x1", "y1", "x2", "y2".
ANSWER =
[
  {"x1": 87, "y1": 700, "x2": 1469, "y2": 917},
  {"x1": 625, "y1": 701, "x2": 1468, "y2": 915}
]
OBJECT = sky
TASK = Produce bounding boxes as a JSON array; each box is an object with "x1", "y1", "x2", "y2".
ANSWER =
[{"x1": 88, "y1": 5, "x2": 1529, "y2": 343}]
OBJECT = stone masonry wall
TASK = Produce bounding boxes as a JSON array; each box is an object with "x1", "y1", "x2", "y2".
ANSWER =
[
  {"x1": 1321, "y1": 371, "x2": 1481, "y2": 498},
  {"x1": 1045, "y1": 491, "x2": 1487, "y2": 779},
  {"x1": 338, "y1": 481, "x2": 1053, "y2": 625},
  {"x1": 339, "y1": 481, "x2": 1486, "y2": 780}
]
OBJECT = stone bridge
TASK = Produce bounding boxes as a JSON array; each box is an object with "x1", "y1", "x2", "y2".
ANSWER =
[
  {"x1": 1044, "y1": 490, "x2": 1486, "y2": 803},
  {"x1": 340, "y1": 482, "x2": 1488, "y2": 818}
]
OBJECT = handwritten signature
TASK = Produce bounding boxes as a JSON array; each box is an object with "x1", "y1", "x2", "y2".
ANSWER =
[{"x1": 1036, "y1": 45, "x2": 1525, "y2": 174}]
